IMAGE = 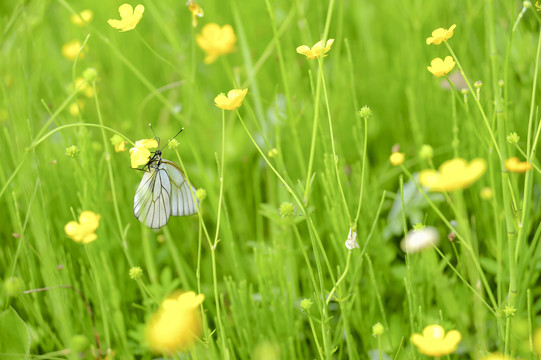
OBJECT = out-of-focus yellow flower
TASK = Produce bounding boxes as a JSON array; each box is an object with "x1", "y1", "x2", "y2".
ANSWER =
[
  {"x1": 419, "y1": 158, "x2": 486, "y2": 192},
  {"x1": 62, "y1": 40, "x2": 87, "y2": 61},
  {"x1": 69, "y1": 101, "x2": 85, "y2": 116},
  {"x1": 130, "y1": 139, "x2": 158, "y2": 168},
  {"x1": 65, "y1": 211, "x2": 101, "y2": 244},
  {"x1": 427, "y1": 56, "x2": 456, "y2": 77},
  {"x1": 480, "y1": 187, "x2": 493, "y2": 200},
  {"x1": 268, "y1": 148, "x2": 278, "y2": 158},
  {"x1": 534, "y1": 327, "x2": 541, "y2": 354},
  {"x1": 411, "y1": 324, "x2": 461, "y2": 357},
  {"x1": 296, "y1": 39, "x2": 334, "y2": 60},
  {"x1": 70, "y1": 9, "x2": 93, "y2": 26},
  {"x1": 426, "y1": 24, "x2": 456, "y2": 45},
  {"x1": 390, "y1": 152, "x2": 405, "y2": 166},
  {"x1": 110, "y1": 134, "x2": 127, "y2": 152},
  {"x1": 108, "y1": 4, "x2": 145, "y2": 32},
  {"x1": 74, "y1": 77, "x2": 94, "y2": 98},
  {"x1": 505, "y1": 157, "x2": 532, "y2": 173},
  {"x1": 146, "y1": 291, "x2": 205, "y2": 354},
  {"x1": 536, "y1": 1, "x2": 541, "y2": 11},
  {"x1": 214, "y1": 88, "x2": 248, "y2": 110},
  {"x1": 186, "y1": 0, "x2": 204, "y2": 28},
  {"x1": 196, "y1": 23, "x2": 237, "y2": 64}
]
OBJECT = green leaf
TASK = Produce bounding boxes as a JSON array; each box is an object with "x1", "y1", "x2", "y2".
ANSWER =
[{"x1": 0, "y1": 307, "x2": 31, "y2": 359}]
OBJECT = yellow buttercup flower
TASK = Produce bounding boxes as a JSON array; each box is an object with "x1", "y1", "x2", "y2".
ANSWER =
[
  {"x1": 129, "y1": 139, "x2": 158, "y2": 168},
  {"x1": 296, "y1": 39, "x2": 334, "y2": 60},
  {"x1": 427, "y1": 56, "x2": 456, "y2": 77},
  {"x1": 426, "y1": 24, "x2": 456, "y2": 45},
  {"x1": 146, "y1": 291, "x2": 205, "y2": 354},
  {"x1": 70, "y1": 9, "x2": 93, "y2": 26},
  {"x1": 411, "y1": 324, "x2": 461, "y2": 357},
  {"x1": 65, "y1": 211, "x2": 101, "y2": 244},
  {"x1": 62, "y1": 40, "x2": 86, "y2": 61},
  {"x1": 389, "y1": 152, "x2": 405, "y2": 166},
  {"x1": 505, "y1": 157, "x2": 532, "y2": 173},
  {"x1": 419, "y1": 158, "x2": 486, "y2": 192},
  {"x1": 108, "y1": 4, "x2": 145, "y2": 32},
  {"x1": 186, "y1": 0, "x2": 204, "y2": 28},
  {"x1": 196, "y1": 23, "x2": 237, "y2": 64},
  {"x1": 214, "y1": 88, "x2": 248, "y2": 110}
]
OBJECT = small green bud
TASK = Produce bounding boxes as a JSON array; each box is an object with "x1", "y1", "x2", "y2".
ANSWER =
[
  {"x1": 474, "y1": 80, "x2": 483, "y2": 88},
  {"x1": 4, "y1": 277, "x2": 24, "y2": 297},
  {"x1": 300, "y1": 298, "x2": 313, "y2": 312},
  {"x1": 129, "y1": 266, "x2": 143, "y2": 280},
  {"x1": 498, "y1": 79, "x2": 505, "y2": 88},
  {"x1": 372, "y1": 322, "x2": 384, "y2": 337},
  {"x1": 460, "y1": 88, "x2": 469, "y2": 95},
  {"x1": 110, "y1": 134, "x2": 124, "y2": 147},
  {"x1": 418, "y1": 144, "x2": 433, "y2": 160},
  {"x1": 279, "y1": 202, "x2": 295, "y2": 218},
  {"x1": 412, "y1": 223, "x2": 426, "y2": 232},
  {"x1": 70, "y1": 334, "x2": 90, "y2": 353},
  {"x1": 82, "y1": 68, "x2": 97, "y2": 83},
  {"x1": 196, "y1": 188, "x2": 207, "y2": 201},
  {"x1": 167, "y1": 138, "x2": 180, "y2": 150},
  {"x1": 65, "y1": 145, "x2": 80, "y2": 158},
  {"x1": 507, "y1": 132, "x2": 520, "y2": 145},
  {"x1": 503, "y1": 305, "x2": 516, "y2": 317},
  {"x1": 358, "y1": 106, "x2": 372, "y2": 119},
  {"x1": 524, "y1": 1, "x2": 532, "y2": 8}
]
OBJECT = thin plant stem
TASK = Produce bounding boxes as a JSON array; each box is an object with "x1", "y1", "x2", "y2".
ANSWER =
[
  {"x1": 320, "y1": 64, "x2": 352, "y2": 225},
  {"x1": 353, "y1": 116, "x2": 368, "y2": 226}
]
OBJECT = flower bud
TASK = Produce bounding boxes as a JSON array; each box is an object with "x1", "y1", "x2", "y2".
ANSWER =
[
  {"x1": 65, "y1": 145, "x2": 80, "y2": 158},
  {"x1": 82, "y1": 68, "x2": 97, "y2": 83},
  {"x1": 129, "y1": 266, "x2": 143, "y2": 280}
]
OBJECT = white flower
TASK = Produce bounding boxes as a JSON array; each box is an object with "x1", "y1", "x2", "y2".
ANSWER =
[
  {"x1": 400, "y1": 226, "x2": 440, "y2": 253},
  {"x1": 345, "y1": 228, "x2": 359, "y2": 250}
]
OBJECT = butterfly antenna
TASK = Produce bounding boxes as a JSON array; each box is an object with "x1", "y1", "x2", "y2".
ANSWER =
[
  {"x1": 164, "y1": 127, "x2": 184, "y2": 148},
  {"x1": 148, "y1": 123, "x2": 160, "y2": 147}
]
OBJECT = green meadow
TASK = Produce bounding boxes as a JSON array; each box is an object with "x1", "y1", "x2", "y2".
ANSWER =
[{"x1": 1, "y1": 0, "x2": 541, "y2": 358}]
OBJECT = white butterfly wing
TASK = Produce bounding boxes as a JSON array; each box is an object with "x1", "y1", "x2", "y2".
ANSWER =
[
  {"x1": 162, "y1": 160, "x2": 199, "y2": 216},
  {"x1": 133, "y1": 163, "x2": 172, "y2": 229}
]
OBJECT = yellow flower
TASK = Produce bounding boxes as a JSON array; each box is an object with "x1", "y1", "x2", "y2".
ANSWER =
[
  {"x1": 69, "y1": 101, "x2": 85, "y2": 116},
  {"x1": 426, "y1": 24, "x2": 456, "y2": 45},
  {"x1": 505, "y1": 157, "x2": 532, "y2": 173},
  {"x1": 196, "y1": 23, "x2": 237, "y2": 64},
  {"x1": 110, "y1": 134, "x2": 127, "y2": 152},
  {"x1": 70, "y1": 9, "x2": 93, "y2": 26},
  {"x1": 62, "y1": 40, "x2": 87, "y2": 61},
  {"x1": 74, "y1": 77, "x2": 94, "y2": 98},
  {"x1": 65, "y1": 211, "x2": 101, "y2": 244},
  {"x1": 480, "y1": 187, "x2": 493, "y2": 200},
  {"x1": 146, "y1": 291, "x2": 205, "y2": 354},
  {"x1": 390, "y1": 152, "x2": 405, "y2": 166},
  {"x1": 411, "y1": 324, "x2": 461, "y2": 357},
  {"x1": 108, "y1": 4, "x2": 145, "y2": 32},
  {"x1": 536, "y1": 1, "x2": 541, "y2": 11},
  {"x1": 129, "y1": 139, "x2": 158, "y2": 168},
  {"x1": 214, "y1": 88, "x2": 248, "y2": 110},
  {"x1": 296, "y1": 39, "x2": 334, "y2": 60},
  {"x1": 186, "y1": 0, "x2": 204, "y2": 28},
  {"x1": 419, "y1": 158, "x2": 486, "y2": 192},
  {"x1": 427, "y1": 56, "x2": 456, "y2": 77}
]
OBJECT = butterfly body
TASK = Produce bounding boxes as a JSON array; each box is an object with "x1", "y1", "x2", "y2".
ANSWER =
[{"x1": 134, "y1": 150, "x2": 198, "y2": 229}]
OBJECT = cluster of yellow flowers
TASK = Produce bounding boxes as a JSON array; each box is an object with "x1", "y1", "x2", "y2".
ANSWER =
[{"x1": 426, "y1": 24, "x2": 456, "y2": 77}]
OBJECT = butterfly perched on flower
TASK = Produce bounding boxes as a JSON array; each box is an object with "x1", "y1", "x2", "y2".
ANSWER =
[{"x1": 131, "y1": 130, "x2": 199, "y2": 229}]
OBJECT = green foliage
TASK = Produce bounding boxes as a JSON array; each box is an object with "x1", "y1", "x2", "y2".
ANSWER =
[{"x1": 1, "y1": 0, "x2": 541, "y2": 359}]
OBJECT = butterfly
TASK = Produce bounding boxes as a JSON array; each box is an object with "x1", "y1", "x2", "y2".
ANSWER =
[{"x1": 133, "y1": 135, "x2": 199, "y2": 229}]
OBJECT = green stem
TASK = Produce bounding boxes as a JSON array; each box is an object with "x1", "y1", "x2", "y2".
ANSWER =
[
  {"x1": 325, "y1": 251, "x2": 351, "y2": 305},
  {"x1": 320, "y1": 64, "x2": 351, "y2": 224},
  {"x1": 353, "y1": 116, "x2": 368, "y2": 226},
  {"x1": 444, "y1": 42, "x2": 501, "y2": 161},
  {"x1": 304, "y1": 58, "x2": 324, "y2": 204}
]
